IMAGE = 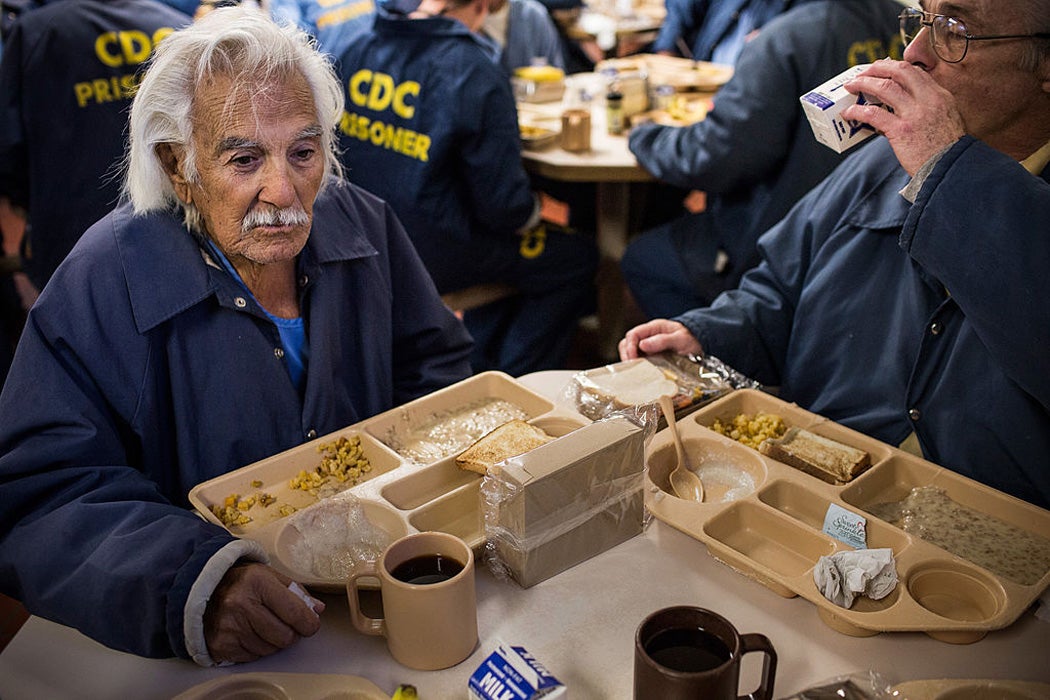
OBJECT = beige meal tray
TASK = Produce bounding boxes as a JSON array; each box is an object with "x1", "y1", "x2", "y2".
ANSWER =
[
  {"x1": 172, "y1": 672, "x2": 388, "y2": 700},
  {"x1": 189, "y1": 371, "x2": 589, "y2": 592},
  {"x1": 645, "y1": 389, "x2": 1050, "y2": 643},
  {"x1": 891, "y1": 678, "x2": 1050, "y2": 700}
]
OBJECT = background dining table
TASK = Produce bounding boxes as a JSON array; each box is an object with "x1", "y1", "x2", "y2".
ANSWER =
[
  {"x1": 519, "y1": 82, "x2": 655, "y2": 362},
  {"x1": 1, "y1": 370, "x2": 1049, "y2": 700}
]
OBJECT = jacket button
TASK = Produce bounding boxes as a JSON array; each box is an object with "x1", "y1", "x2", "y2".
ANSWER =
[
  {"x1": 930, "y1": 321, "x2": 943, "y2": 335},
  {"x1": 234, "y1": 297, "x2": 247, "y2": 308},
  {"x1": 306, "y1": 429, "x2": 317, "y2": 439},
  {"x1": 274, "y1": 347, "x2": 285, "y2": 359},
  {"x1": 908, "y1": 408, "x2": 921, "y2": 421},
  {"x1": 299, "y1": 274, "x2": 309, "y2": 287}
]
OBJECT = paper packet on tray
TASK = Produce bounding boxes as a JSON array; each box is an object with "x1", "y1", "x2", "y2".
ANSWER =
[{"x1": 564, "y1": 352, "x2": 755, "y2": 426}]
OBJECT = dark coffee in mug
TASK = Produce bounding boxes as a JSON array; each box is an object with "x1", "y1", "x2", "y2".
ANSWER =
[
  {"x1": 390, "y1": 554, "x2": 464, "y2": 585},
  {"x1": 645, "y1": 627, "x2": 732, "y2": 672},
  {"x1": 634, "y1": 606, "x2": 777, "y2": 700}
]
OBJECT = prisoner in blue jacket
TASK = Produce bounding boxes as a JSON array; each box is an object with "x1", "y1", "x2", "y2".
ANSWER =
[
  {"x1": 653, "y1": 0, "x2": 787, "y2": 65},
  {"x1": 0, "y1": 0, "x2": 190, "y2": 291},
  {"x1": 269, "y1": 0, "x2": 376, "y2": 58},
  {"x1": 336, "y1": 2, "x2": 597, "y2": 375},
  {"x1": 623, "y1": 0, "x2": 903, "y2": 319},
  {"x1": 483, "y1": 0, "x2": 565, "y2": 74},
  {"x1": 0, "y1": 8, "x2": 473, "y2": 663},
  {"x1": 0, "y1": 0, "x2": 195, "y2": 40},
  {"x1": 674, "y1": 136, "x2": 1050, "y2": 509},
  {"x1": 620, "y1": 0, "x2": 1050, "y2": 508}
]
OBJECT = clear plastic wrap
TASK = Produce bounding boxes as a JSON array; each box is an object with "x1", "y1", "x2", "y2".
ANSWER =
[
  {"x1": 479, "y1": 415, "x2": 647, "y2": 587},
  {"x1": 563, "y1": 352, "x2": 758, "y2": 425},
  {"x1": 282, "y1": 493, "x2": 398, "y2": 580},
  {"x1": 783, "y1": 670, "x2": 897, "y2": 700}
]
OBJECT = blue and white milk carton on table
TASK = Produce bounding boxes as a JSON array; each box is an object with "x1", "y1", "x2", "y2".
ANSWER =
[{"x1": 468, "y1": 642, "x2": 567, "y2": 699}]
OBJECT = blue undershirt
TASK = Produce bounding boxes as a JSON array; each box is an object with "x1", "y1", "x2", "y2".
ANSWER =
[{"x1": 203, "y1": 239, "x2": 307, "y2": 393}]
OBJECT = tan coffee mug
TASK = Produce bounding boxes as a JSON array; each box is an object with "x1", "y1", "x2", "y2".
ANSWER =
[
  {"x1": 561, "y1": 108, "x2": 591, "y2": 152},
  {"x1": 634, "y1": 606, "x2": 777, "y2": 700},
  {"x1": 347, "y1": 531, "x2": 478, "y2": 670}
]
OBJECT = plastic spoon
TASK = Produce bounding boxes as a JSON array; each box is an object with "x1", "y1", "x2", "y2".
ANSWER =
[{"x1": 658, "y1": 394, "x2": 704, "y2": 502}]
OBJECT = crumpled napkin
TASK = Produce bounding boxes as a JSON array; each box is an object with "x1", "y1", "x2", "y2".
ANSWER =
[
  {"x1": 288, "y1": 581, "x2": 323, "y2": 618},
  {"x1": 813, "y1": 548, "x2": 897, "y2": 609}
]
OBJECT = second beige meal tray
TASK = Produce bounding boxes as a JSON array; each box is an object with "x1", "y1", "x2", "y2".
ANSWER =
[
  {"x1": 173, "y1": 672, "x2": 389, "y2": 700},
  {"x1": 188, "y1": 371, "x2": 589, "y2": 592},
  {"x1": 645, "y1": 389, "x2": 1050, "y2": 643}
]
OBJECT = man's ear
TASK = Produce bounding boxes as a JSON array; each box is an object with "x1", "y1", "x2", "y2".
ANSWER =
[{"x1": 156, "y1": 143, "x2": 193, "y2": 205}]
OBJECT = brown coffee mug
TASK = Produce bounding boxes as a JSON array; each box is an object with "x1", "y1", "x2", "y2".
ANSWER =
[
  {"x1": 634, "y1": 606, "x2": 777, "y2": 700},
  {"x1": 560, "y1": 108, "x2": 591, "y2": 152},
  {"x1": 347, "y1": 531, "x2": 478, "y2": 670}
]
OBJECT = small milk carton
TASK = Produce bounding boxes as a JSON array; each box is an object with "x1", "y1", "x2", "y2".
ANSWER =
[
  {"x1": 468, "y1": 642, "x2": 567, "y2": 699},
  {"x1": 800, "y1": 63, "x2": 879, "y2": 153}
]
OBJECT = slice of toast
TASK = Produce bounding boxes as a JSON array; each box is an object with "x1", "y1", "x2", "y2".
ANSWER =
[
  {"x1": 759, "y1": 427, "x2": 870, "y2": 484},
  {"x1": 455, "y1": 419, "x2": 554, "y2": 474}
]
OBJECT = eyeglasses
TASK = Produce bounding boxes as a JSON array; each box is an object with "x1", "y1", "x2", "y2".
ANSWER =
[{"x1": 899, "y1": 7, "x2": 1050, "y2": 63}]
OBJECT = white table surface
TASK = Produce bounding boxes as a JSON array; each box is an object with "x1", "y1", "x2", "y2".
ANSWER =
[{"x1": 2, "y1": 371, "x2": 1049, "y2": 699}]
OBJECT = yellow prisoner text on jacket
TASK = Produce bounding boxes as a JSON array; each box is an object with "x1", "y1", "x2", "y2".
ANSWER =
[
  {"x1": 340, "y1": 69, "x2": 432, "y2": 162},
  {"x1": 75, "y1": 27, "x2": 177, "y2": 108}
]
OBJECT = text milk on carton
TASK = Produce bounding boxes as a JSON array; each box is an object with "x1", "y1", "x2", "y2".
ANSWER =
[
  {"x1": 800, "y1": 63, "x2": 881, "y2": 153},
  {"x1": 468, "y1": 642, "x2": 567, "y2": 700}
]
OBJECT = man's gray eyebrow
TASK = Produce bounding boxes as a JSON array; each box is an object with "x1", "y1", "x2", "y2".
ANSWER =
[
  {"x1": 217, "y1": 136, "x2": 257, "y2": 153},
  {"x1": 215, "y1": 126, "x2": 323, "y2": 154}
]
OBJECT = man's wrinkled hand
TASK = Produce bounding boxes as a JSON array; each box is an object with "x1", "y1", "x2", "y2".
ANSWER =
[
  {"x1": 619, "y1": 319, "x2": 702, "y2": 361},
  {"x1": 841, "y1": 59, "x2": 965, "y2": 176},
  {"x1": 204, "y1": 562, "x2": 324, "y2": 664}
]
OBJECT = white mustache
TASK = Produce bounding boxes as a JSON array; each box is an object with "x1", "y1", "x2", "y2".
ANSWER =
[{"x1": 241, "y1": 207, "x2": 310, "y2": 232}]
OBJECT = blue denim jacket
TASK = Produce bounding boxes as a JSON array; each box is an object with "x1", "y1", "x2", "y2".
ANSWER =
[
  {"x1": 0, "y1": 0, "x2": 191, "y2": 289},
  {"x1": 678, "y1": 137, "x2": 1050, "y2": 508},
  {"x1": 335, "y1": 13, "x2": 537, "y2": 292},
  {"x1": 629, "y1": 0, "x2": 905, "y2": 293},
  {"x1": 0, "y1": 181, "x2": 473, "y2": 657},
  {"x1": 653, "y1": 0, "x2": 788, "y2": 63}
]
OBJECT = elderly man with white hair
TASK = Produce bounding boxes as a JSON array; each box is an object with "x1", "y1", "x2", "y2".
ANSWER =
[{"x1": 0, "y1": 7, "x2": 473, "y2": 664}]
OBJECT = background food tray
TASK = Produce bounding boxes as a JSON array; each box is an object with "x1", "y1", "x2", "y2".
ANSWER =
[
  {"x1": 595, "y1": 53, "x2": 734, "y2": 92},
  {"x1": 890, "y1": 678, "x2": 1050, "y2": 700},
  {"x1": 189, "y1": 372, "x2": 589, "y2": 591},
  {"x1": 644, "y1": 389, "x2": 1050, "y2": 643},
  {"x1": 173, "y1": 672, "x2": 388, "y2": 700}
]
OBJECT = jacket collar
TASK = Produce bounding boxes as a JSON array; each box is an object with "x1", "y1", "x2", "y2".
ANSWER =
[{"x1": 115, "y1": 182, "x2": 378, "y2": 333}]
